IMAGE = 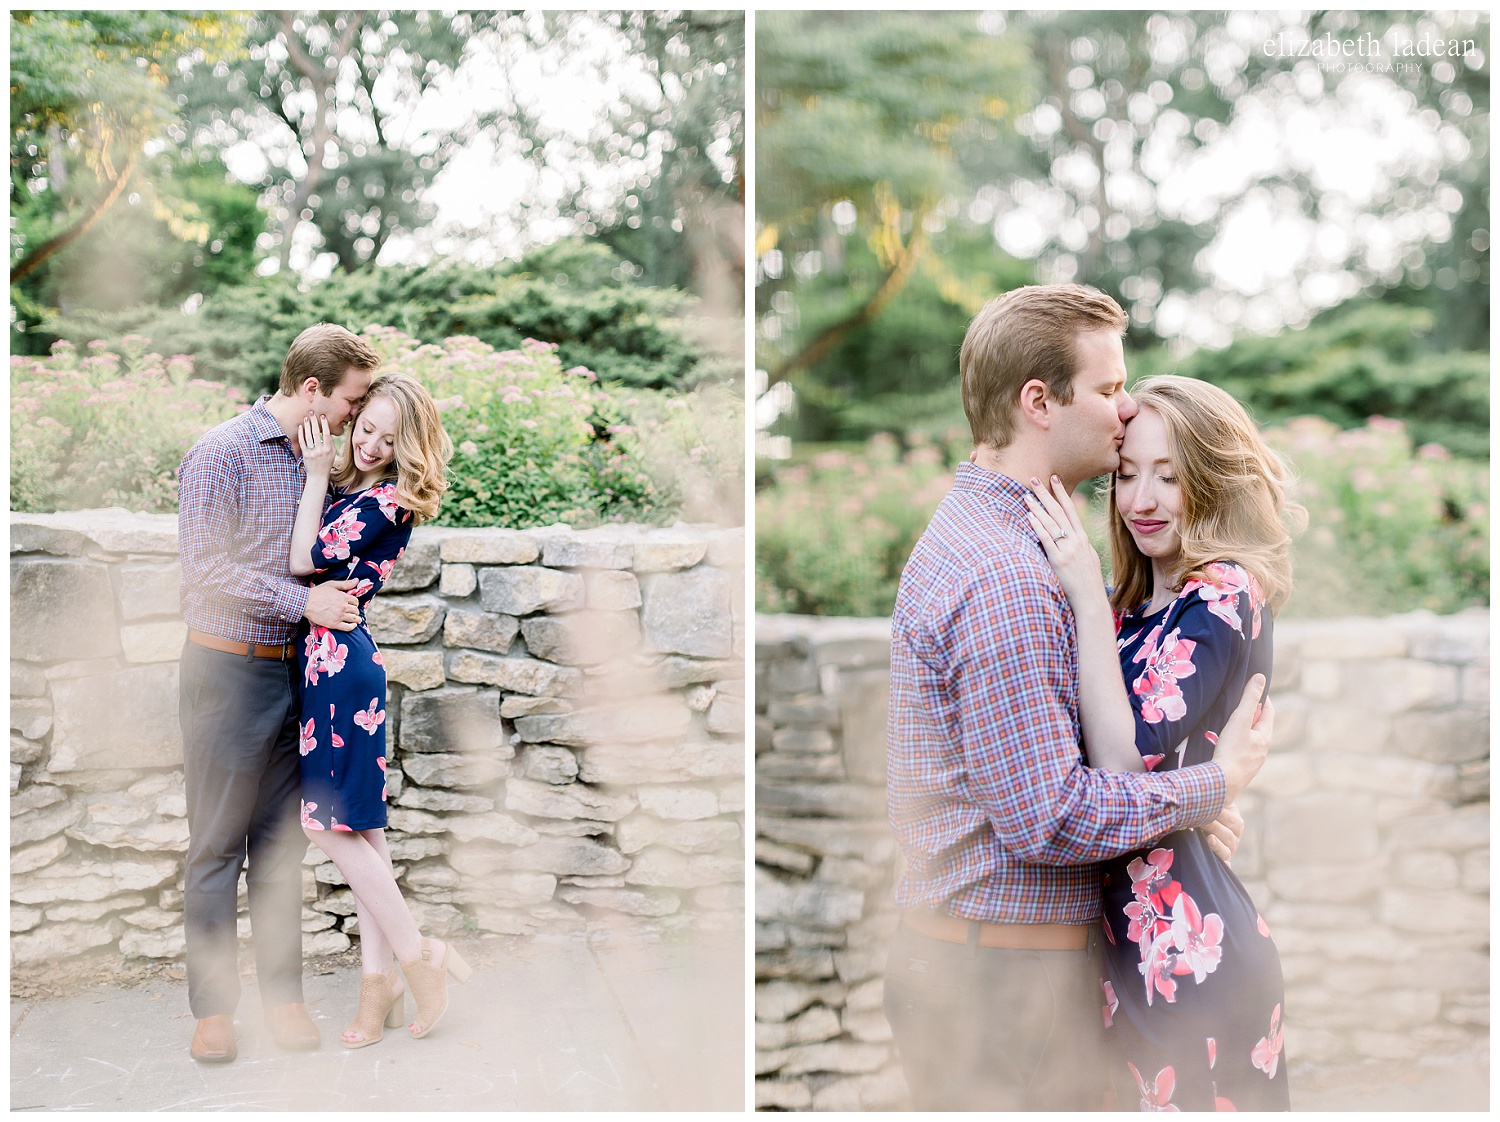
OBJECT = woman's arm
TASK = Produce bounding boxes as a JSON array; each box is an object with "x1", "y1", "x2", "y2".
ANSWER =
[
  {"x1": 288, "y1": 415, "x2": 336, "y2": 577},
  {"x1": 1024, "y1": 475, "x2": 1142, "y2": 772}
]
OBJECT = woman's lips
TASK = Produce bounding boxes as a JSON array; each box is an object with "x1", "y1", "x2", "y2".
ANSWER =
[{"x1": 1132, "y1": 519, "x2": 1168, "y2": 535}]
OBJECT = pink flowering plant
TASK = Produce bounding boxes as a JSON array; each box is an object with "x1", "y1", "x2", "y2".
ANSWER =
[
  {"x1": 366, "y1": 328, "x2": 659, "y2": 529},
  {"x1": 12, "y1": 336, "x2": 248, "y2": 513},
  {"x1": 1266, "y1": 415, "x2": 1487, "y2": 616},
  {"x1": 756, "y1": 433, "x2": 959, "y2": 617}
]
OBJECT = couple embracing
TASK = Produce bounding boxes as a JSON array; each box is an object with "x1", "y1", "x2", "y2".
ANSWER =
[
  {"x1": 177, "y1": 325, "x2": 470, "y2": 1062},
  {"x1": 886, "y1": 285, "x2": 1300, "y2": 1111}
]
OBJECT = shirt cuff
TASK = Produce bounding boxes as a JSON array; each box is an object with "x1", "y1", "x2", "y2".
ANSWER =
[
  {"x1": 273, "y1": 580, "x2": 311, "y2": 624},
  {"x1": 1160, "y1": 761, "x2": 1228, "y2": 829}
]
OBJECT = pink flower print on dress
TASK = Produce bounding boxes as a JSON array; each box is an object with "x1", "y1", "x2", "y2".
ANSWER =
[
  {"x1": 1215, "y1": 1094, "x2": 1237, "y2": 1111},
  {"x1": 1101, "y1": 979, "x2": 1119, "y2": 1028},
  {"x1": 1141, "y1": 928, "x2": 1181, "y2": 1005},
  {"x1": 1251, "y1": 1003, "x2": 1284, "y2": 1079},
  {"x1": 303, "y1": 627, "x2": 348, "y2": 686},
  {"x1": 370, "y1": 481, "x2": 400, "y2": 522},
  {"x1": 332, "y1": 820, "x2": 354, "y2": 832},
  {"x1": 331, "y1": 729, "x2": 344, "y2": 748},
  {"x1": 1141, "y1": 753, "x2": 1165, "y2": 770},
  {"x1": 1206, "y1": 1037, "x2": 1217, "y2": 1068},
  {"x1": 317, "y1": 505, "x2": 367, "y2": 560},
  {"x1": 298, "y1": 719, "x2": 316, "y2": 757},
  {"x1": 1127, "y1": 848, "x2": 1176, "y2": 901},
  {"x1": 351, "y1": 578, "x2": 375, "y2": 599},
  {"x1": 1124, "y1": 895, "x2": 1168, "y2": 949},
  {"x1": 1168, "y1": 892, "x2": 1225, "y2": 983},
  {"x1": 300, "y1": 801, "x2": 323, "y2": 830},
  {"x1": 353, "y1": 697, "x2": 385, "y2": 734},
  {"x1": 1256, "y1": 913, "x2": 1271, "y2": 938},
  {"x1": 370, "y1": 557, "x2": 397, "y2": 584},
  {"x1": 1132, "y1": 628, "x2": 1198, "y2": 724},
  {"x1": 1183, "y1": 562, "x2": 1262, "y2": 636},
  {"x1": 1128, "y1": 1062, "x2": 1180, "y2": 1111},
  {"x1": 377, "y1": 756, "x2": 388, "y2": 799},
  {"x1": 371, "y1": 650, "x2": 384, "y2": 667}
]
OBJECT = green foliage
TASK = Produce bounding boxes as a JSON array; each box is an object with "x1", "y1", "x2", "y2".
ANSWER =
[
  {"x1": 609, "y1": 383, "x2": 746, "y2": 527},
  {"x1": 1268, "y1": 415, "x2": 1488, "y2": 617},
  {"x1": 11, "y1": 337, "x2": 248, "y2": 513},
  {"x1": 1132, "y1": 302, "x2": 1490, "y2": 459},
  {"x1": 44, "y1": 242, "x2": 705, "y2": 394},
  {"x1": 776, "y1": 225, "x2": 1034, "y2": 442},
  {"x1": 756, "y1": 418, "x2": 1488, "y2": 618},
  {"x1": 367, "y1": 329, "x2": 660, "y2": 530},
  {"x1": 756, "y1": 435, "x2": 958, "y2": 616},
  {"x1": 9, "y1": 11, "x2": 255, "y2": 351}
]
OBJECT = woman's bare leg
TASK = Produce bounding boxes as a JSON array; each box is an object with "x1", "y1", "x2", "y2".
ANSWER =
[{"x1": 305, "y1": 826, "x2": 452, "y2": 1039}]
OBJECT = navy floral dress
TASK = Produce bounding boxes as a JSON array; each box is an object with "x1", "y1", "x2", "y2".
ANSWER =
[
  {"x1": 296, "y1": 481, "x2": 411, "y2": 833},
  {"x1": 1099, "y1": 562, "x2": 1290, "y2": 1112}
]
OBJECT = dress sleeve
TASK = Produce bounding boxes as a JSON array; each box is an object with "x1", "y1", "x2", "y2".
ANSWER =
[
  {"x1": 948, "y1": 558, "x2": 1226, "y2": 866},
  {"x1": 317, "y1": 483, "x2": 413, "y2": 604},
  {"x1": 1126, "y1": 562, "x2": 1261, "y2": 765}
]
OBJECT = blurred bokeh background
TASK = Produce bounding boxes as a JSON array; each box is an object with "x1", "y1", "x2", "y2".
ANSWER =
[
  {"x1": 754, "y1": 10, "x2": 1488, "y2": 618},
  {"x1": 12, "y1": 10, "x2": 745, "y2": 528}
]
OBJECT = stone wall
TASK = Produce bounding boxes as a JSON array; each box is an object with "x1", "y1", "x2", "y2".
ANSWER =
[
  {"x1": 753, "y1": 610, "x2": 1489, "y2": 1111},
  {"x1": 11, "y1": 509, "x2": 745, "y2": 969}
]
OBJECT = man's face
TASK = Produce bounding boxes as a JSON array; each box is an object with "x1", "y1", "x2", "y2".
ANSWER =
[
  {"x1": 1048, "y1": 329, "x2": 1135, "y2": 485},
  {"x1": 306, "y1": 367, "x2": 373, "y2": 435}
]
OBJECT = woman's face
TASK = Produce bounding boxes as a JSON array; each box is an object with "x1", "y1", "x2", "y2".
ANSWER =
[
  {"x1": 1115, "y1": 405, "x2": 1183, "y2": 566},
  {"x1": 350, "y1": 394, "x2": 399, "y2": 477}
]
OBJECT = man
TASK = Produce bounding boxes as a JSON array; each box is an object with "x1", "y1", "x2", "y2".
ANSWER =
[
  {"x1": 177, "y1": 324, "x2": 378, "y2": 1062},
  {"x1": 883, "y1": 285, "x2": 1273, "y2": 1110}
]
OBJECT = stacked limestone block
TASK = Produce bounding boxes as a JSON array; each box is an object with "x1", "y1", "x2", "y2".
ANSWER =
[
  {"x1": 11, "y1": 509, "x2": 745, "y2": 972},
  {"x1": 753, "y1": 615, "x2": 910, "y2": 1112},
  {"x1": 752, "y1": 610, "x2": 1488, "y2": 1110},
  {"x1": 1240, "y1": 611, "x2": 1489, "y2": 1068}
]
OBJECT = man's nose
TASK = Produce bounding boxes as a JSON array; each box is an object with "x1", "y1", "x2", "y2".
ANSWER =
[{"x1": 1117, "y1": 389, "x2": 1138, "y2": 422}]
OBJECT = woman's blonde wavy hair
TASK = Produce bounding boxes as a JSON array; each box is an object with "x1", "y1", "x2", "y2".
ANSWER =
[
  {"x1": 330, "y1": 372, "x2": 452, "y2": 524},
  {"x1": 1108, "y1": 375, "x2": 1306, "y2": 617}
]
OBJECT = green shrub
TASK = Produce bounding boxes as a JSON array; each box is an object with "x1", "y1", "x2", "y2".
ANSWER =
[
  {"x1": 755, "y1": 417, "x2": 1489, "y2": 618},
  {"x1": 43, "y1": 242, "x2": 707, "y2": 395},
  {"x1": 756, "y1": 435, "x2": 955, "y2": 616},
  {"x1": 1268, "y1": 415, "x2": 1488, "y2": 617},
  {"x1": 11, "y1": 336, "x2": 248, "y2": 513},
  {"x1": 609, "y1": 381, "x2": 746, "y2": 527},
  {"x1": 368, "y1": 328, "x2": 662, "y2": 529}
]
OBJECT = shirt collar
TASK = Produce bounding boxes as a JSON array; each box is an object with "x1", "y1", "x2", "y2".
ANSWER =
[
  {"x1": 248, "y1": 396, "x2": 292, "y2": 445},
  {"x1": 953, "y1": 460, "x2": 1034, "y2": 528}
]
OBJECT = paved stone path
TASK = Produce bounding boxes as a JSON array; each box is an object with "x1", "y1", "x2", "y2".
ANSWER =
[{"x1": 11, "y1": 930, "x2": 744, "y2": 1112}]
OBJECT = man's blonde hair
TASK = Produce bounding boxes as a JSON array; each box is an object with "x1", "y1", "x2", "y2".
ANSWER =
[
  {"x1": 960, "y1": 284, "x2": 1128, "y2": 449},
  {"x1": 279, "y1": 324, "x2": 380, "y2": 396}
]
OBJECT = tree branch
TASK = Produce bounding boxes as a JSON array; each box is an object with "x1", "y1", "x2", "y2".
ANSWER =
[
  {"x1": 764, "y1": 219, "x2": 929, "y2": 390},
  {"x1": 10, "y1": 151, "x2": 137, "y2": 282}
]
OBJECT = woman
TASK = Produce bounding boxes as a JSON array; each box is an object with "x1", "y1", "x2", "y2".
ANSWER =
[
  {"x1": 290, "y1": 372, "x2": 469, "y2": 1048},
  {"x1": 1023, "y1": 374, "x2": 1302, "y2": 1112}
]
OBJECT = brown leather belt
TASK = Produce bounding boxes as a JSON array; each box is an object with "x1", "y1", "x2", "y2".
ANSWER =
[
  {"x1": 188, "y1": 629, "x2": 297, "y2": 661},
  {"x1": 901, "y1": 908, "x2": 1089, "y2": 951}
]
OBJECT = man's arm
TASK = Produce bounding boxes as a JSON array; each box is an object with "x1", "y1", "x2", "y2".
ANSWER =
[
  {"x1": 179, "y1": 440, "x2": 310, "y2": 624},
  {"x1": 951, "y1": 560, "x2": 1227, "y2": 867}
]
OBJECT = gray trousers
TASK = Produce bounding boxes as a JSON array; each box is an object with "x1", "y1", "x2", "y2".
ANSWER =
[
  {"x1": 178, "y1": 640, "x2": 306, "y2": 1018},
  {"x1": 883, "y1": 920, "x2": 1111, "y2": 1111}
]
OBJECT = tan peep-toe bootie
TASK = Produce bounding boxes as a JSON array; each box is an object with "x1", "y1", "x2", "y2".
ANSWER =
[
  {"x1": 341, "y1": 969, "x2": 406, "y2": 1049},
  {"x1": 400, "y1": 937, "x2": 472, "y2": 1038}
]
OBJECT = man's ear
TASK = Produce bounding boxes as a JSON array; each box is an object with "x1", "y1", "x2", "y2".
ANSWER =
[
  {"x1": 298, "y1": 377, "x2": 320, "y2": 402},
  {"x1": 1016, "y1": 378, "x2": 1053, "y2": 431}
]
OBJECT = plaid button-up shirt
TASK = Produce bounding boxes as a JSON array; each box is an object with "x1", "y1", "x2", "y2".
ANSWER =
[
  {"x1": 887, "y1": 463, "x2": 1226, "y2": 925},
  {"x1": 178, "y1": 398, "x2": 310, "y2": 644}
]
